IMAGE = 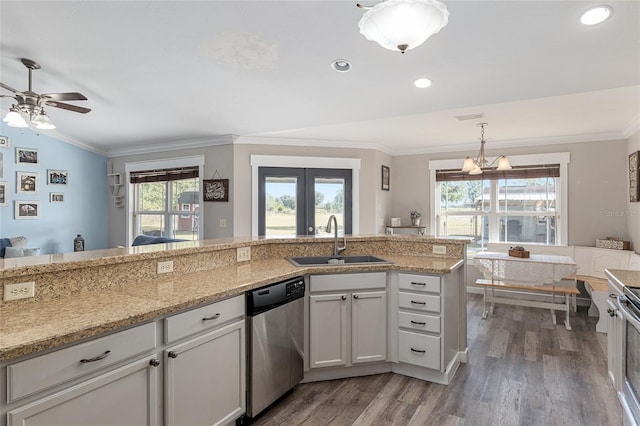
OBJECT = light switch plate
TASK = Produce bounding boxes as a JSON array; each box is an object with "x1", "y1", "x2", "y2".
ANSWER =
[{"x1": 237, "y1": 247, "x2": 251, "y2": 262}]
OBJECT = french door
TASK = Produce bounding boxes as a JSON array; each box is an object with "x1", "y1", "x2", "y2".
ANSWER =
[{"x1": 258, "y1": 167, "x2": 352, "y2": 237}]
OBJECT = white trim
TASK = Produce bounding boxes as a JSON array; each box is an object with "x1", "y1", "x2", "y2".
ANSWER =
[
  {"x1": 109, "y1": 135, "x2": 236, "y2": 158},
  {"x1": 250, "y1": 155, "x2": 361, "y2": 237},
  {"x1": 238, "y1": 136, "x2": 393, "y2": 155},
  {"x1": 429, "y1": 152, "x2": 570, "y2": 245},
  {"x1": 124, "y1": 156, "x2": 205, "y2": 246},
  {"x1": 623, "y1": 114, "x2": 640, "y2": 139}
]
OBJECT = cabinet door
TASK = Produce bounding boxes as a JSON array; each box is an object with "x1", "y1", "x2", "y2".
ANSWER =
[
  {"x1": 607, "y1": 297, "x2": 622, "y2": 391},
  {"x1": 309, "y1": 293, "x2": 348, "y2": 368},
  {"x1": 165, "y1": 320, "x2": 245, "y2": 426},
  {"x1": 352, "y1": 291, "x2": 387, "y2": 364},
  {"x1": 7, "y1": 357, "x2": 158, "y2": 426}
]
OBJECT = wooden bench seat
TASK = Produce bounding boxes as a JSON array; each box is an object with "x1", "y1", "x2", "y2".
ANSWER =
[{"x1": 475, "y1": 278, "x2": 578, "y2": 330}]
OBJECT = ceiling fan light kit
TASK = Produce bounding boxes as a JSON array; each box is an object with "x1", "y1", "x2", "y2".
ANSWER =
[
  {"x1": 1, "y1": 58, "x2": 90, "y2": 131},
  {"x1": 461, "y1": 123, "x2": 512, "y2": 175},
  {"x1": 357, "y1": 0, "x2": 449, "y2": 54}
]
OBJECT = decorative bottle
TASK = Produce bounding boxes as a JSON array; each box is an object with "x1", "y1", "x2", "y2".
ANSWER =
[{"x1": 74, "y1": 234, "x2": 85, "y2": 252}]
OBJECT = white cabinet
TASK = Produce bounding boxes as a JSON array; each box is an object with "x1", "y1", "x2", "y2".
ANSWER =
[
  {"x1": 308, "y1": 273, "x2": 387, "y2": 369},
  {"x1": 165, "y1": 320, "x2": 245, "y2": 426},
  {"x1": 164, "y1": 295, "x2": 245, "y2": 426},
  {"x1": 607, "y1": 280, "x2": 624, "y2": 391}
]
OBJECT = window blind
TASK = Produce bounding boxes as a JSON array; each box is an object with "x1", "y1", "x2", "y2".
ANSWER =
[
  {"x1": 435, "y1": 164, "x2": 560, "y2": 182},
  {"x1": 130, "y1": 166, "x2": 199, "y2": 183}
]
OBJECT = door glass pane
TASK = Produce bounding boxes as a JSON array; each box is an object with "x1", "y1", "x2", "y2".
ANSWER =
[
  {"x1": 498, "y1": 215, "x2": 556, "y2": 244},
  {"x1": 170, "y1": 214, "x2": 199, "y2": 240},
  {"x1": 265, "y1": 177, "x2": 298, "y2": 236},
  {"x1": 138, "y1": 214, "x2": 165, "y2": 236},
  {"x1": 137, "y1": 182, "x2": 165, "y2": 211},
  {"x1": 314, "y1": 178, "x2": 345, "y2": 235}
]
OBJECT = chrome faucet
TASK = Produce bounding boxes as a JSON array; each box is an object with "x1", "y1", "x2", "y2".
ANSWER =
[{"x1": 326, "y1": 214, "x2": 347, "y2": 256}]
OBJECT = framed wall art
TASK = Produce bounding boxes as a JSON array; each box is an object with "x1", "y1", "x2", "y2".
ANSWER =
[
  {"x1": 0, "y1": 182, "x2": 7, "y2": 206},
  {"x1": 381, "y1": 165, "x2": 390, "y2": 191},
  {"x1": 16, "y1": 171, "x2": 38, "y2": 194},
  {"x1": 16, "y1": 147, "x2": 38, "y2": 165},
  {"x1": 630, "y1": 151, "x2": 639, "y2": 202},
  {"x1": 203, "y1": 179, "x2": 229, "y2": 202},
  {"x1": 15, "y1": 201, "x2": 40, "y2": 219},
  {"x1": 50, "y1": 192, "x2": 65, "y2": 203},
  {"x1": 48, "y1": 169, "x2": 68, "y2": 185},
  {"x1": 0, "y1": 135, "x2": 9, "y2": 148}
]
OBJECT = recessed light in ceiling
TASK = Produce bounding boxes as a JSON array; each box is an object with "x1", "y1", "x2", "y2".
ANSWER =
[
  {"x1": 580, "y1": 6, "x2": 612, "y2": 26},
  {"x1": 414, "y1": 78, "x2": 432, "y2": 88},
  {"x1": 331, "y1": 59, "x2": 352, "y2": 72}
]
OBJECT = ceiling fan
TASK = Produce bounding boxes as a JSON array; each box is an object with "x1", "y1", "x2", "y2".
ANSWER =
[{"x1": 1, "y1": 58, "x2": 91, "y2": 130}]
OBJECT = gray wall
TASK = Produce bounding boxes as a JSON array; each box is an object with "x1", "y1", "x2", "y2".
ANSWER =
[
  {"x1": 107, "y1": 143, "x2": 234, "y2": 248},
  {"x1": 628, "y1": 130, "x2": 640, "y2": 251},
  {"x1": 390, "y1": 139, "x2": 630, "y2": 247}
]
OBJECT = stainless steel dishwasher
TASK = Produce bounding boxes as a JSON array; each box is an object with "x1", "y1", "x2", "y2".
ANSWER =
[{"x1": 245, "y1": 276, "x2": 305, "y2": 419}]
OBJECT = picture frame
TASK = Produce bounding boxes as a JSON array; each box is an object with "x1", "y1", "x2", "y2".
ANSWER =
[
  {"x1": 630, "y1": 151, "x2": 640, "y2": 202},
  {"x1": 48, "y1": 169, "x2": 68, "y2": 185},
  {"x1": 203, "y1": 179, "x2": 229, "y2": 202},
  {"x1": 0, "y1": 135, "x2": 9, "y2": 148},
  {"x1": 16, "y1": 171, "x2": 38, "y2": 194},
  {"x1": 0, "y1": 182, "x2": 7, "y2": 206},
  {"x1": 50, "y1": 192, "x2": 65, "y2": 203},
  {"x1": 381, "y1": 165, "x2": 390, "y2": 191},
  {"x1": 15, "y1": 200, "x2": 39, "y2": 219},
  {"x1": 16, "y1": 147, "x2": 38, "y2": 165}
]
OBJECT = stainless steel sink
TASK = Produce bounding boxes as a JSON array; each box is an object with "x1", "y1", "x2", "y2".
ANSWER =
[{"x1": 286, "y1": 255, "x2": 391, "y2": 267}]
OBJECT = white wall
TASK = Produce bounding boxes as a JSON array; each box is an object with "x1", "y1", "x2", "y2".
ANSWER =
[
  {"x1": 107, "y1": 143, "x2": 234, "y2": 248},
  {"x1": 391, "y1": 139, "x2": 630, "y2": 246},
  {"x1": 232, "y1": 142, "x2": 385, "y2": 237},
  {"x1": 375, "y1": 150, "x2": 393, "y2": 234},
  {"x1": 628, "y1": 129, "x2": 640, "y2": 251}
]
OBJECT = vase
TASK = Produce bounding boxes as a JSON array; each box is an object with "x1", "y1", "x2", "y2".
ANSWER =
[{"x1": 411, "y1": 218, "x2": 420, "y2": 226}]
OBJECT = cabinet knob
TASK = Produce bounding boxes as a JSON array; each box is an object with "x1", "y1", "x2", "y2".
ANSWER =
[
  {"x1": 168, "y1": 351, "x2": 179, "y2": 359},
  {"x1": 353, "y1": 294, "x2": 359, "y2": 299},
  {"x1": 341, "y1": 295, "x2": 347, "y2": 301},
  {"x1": 149, "y1": 359, "x2": 160, "y2": 367},
  {"x1": 607, "y1": 308, "x2": 617, "y2": 317}
]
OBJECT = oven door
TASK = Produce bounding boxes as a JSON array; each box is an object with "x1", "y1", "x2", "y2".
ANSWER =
[{"x1": 617, "y1": 295, "x2": 640, "y2": 426}]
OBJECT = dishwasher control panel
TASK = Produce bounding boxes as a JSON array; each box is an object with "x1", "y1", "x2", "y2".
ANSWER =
[{"x1": 286, "y1": 278, "x2": 305, "y2": 298}]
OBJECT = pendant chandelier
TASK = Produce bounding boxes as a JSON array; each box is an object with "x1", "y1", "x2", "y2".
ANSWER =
[
  {"x1": 461, "y1": 123, "x2": 512, "y2": 175},
  {"x1": 357, "y1": 0, "x2": 449, "y2": 54}
]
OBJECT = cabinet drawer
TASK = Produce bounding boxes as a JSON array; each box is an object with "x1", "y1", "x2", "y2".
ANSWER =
[
  {"x1": 398, "y1": 330, "x2": 441, "y2": 370},
  {"x1": 398, "y1": 292, "x2": 440, "y2": 313},
  {"x1": 7, "y1": 322, "x2": 156, "y2": 402},
  {"x1": 399, "y1": 273, "x2": 440, "y2": 294},
  {"x1": 310, "y1": 272, "x2": 386, "y2": 292},
  {"x1": 165, "y1": 295, "x2": 244, "y2": 343},
  {"x1": 398, "y1": 311, "x2": 440, "y2": 334}
]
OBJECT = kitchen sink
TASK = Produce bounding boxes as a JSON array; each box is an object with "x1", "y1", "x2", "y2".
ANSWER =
[{"x1": 286, "y1": 255, "x2": 391, "y2": 267}]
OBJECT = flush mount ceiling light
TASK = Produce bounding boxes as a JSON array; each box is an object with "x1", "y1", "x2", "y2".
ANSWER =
[
  {"x1": 331, "y1": 59, "x2": 352, "y2": 72},
  {"x1": 580, "y1": 6, "x2": 612, "y2": 26},
  {"x1": 461, "y1": 123, "x2": 511, "y2": 175},
  {"x1": 357, "y1": 0, "x2": 449, "y2": 54},
  {"x1": 414, "y1": 77, "x2": 432, "y2": 88}
]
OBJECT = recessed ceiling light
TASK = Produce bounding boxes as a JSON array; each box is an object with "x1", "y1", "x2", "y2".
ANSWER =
[
  {"x1": 580, "y1": 6, "x2": 612, "y2": 26},
  {"x1": 331, "y1": 59, "x2": 351, "y2": 72},
  {"x1": 414, "y1": 78, "x2": 432, "y2": 88}
]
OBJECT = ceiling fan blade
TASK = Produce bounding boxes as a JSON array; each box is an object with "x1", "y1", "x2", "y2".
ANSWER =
[
  {"x1": 42, "y1": 92, "x2": 88, "y2": 101},
  {"x1": 45, "y1": 101, "x2": 91, "y2": 114},
  {"x1": 0, "y1": 82, "x2": 21, "y2": 94}
]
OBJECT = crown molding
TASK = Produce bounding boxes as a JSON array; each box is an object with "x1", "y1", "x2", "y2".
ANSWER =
[
  {"x1": 235, "y1": 135, "x2": 394, "y2": 155},
  {"x1": 623, "y1": 114, "x2": 640, "y2": 139},
  {"x1": 107, "y1": 134, "x2": 238, "y2": 158}
]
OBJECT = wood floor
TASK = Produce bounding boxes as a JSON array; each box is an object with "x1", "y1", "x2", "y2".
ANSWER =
[{"x1": 253, "y1": 293, "x2": 622, "y2": 426}]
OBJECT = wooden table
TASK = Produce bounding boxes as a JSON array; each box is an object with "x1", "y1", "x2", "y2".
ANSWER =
[{"x1": 474, "y1": 252, "x2": 579, "y2": 330}]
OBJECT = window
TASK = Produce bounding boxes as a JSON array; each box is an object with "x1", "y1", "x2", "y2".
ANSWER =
[
  {"x1": 430, "y1": 153, "x2": 569, "y2": 254},
  {"x1": 125, "y1": 157, "x2": 204, "y2": 245}
]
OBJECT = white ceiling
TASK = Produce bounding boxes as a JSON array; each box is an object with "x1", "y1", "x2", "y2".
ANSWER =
[{"x1": 1, "y1": 1, "x2": 639, "y2": 157}]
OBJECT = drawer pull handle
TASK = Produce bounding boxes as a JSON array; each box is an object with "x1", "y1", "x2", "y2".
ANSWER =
[
  {"x1": 410, "y1": 300, "x2": 426, "y2": 305},
  {"x1": 353, "y1": 294, "x2": 359, "y2": 299},
  {"x1": 410, "y1": 348, "x2": 426, "y2": 354},
  {"x1": 341, "y1": 295, "x2": 347, "y2": 301},
  {"x1": 168, "y1": 351, "x2": 179, "y2": 359},
  {"x1": 80, "y1": 350, "x2": 111, "y2": 363},
  {"x1": 411, "y1": 282, "x2": 426, "y2": 286},
  {"x1": 149, "y1": 359, "x2": 160, "y2": 367},
  {"x1": 410, "y1": 320, "x2": 426, "y2": 326},
  {"x1": 202, "y1": 313, "x2": 221, "y2": 321}
]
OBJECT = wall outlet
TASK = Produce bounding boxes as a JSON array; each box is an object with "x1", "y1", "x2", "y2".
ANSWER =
[
  {"x1": 157, "y1": 261, "x2": 174, "y2": 274},
  {"x1": 433, "y1": 245, "x2": 447, "y2": 255},
  {"x1": 4, "y1": 281, "x2": 36, "y2": 302},
  {"x1": 219, "y1": 218, "x2": 227, "y2": 228},
  {"x1": 237, "y1": 247, "x2": 251, "y2": 262}
]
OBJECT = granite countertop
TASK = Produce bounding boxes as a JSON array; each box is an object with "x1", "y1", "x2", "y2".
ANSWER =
[
  {"x1": 0, "y1": 254, "x2": 463, "y2": 363},
  {"x1": 606, "y1": 269, "x2": 640, "y2": 289}
]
